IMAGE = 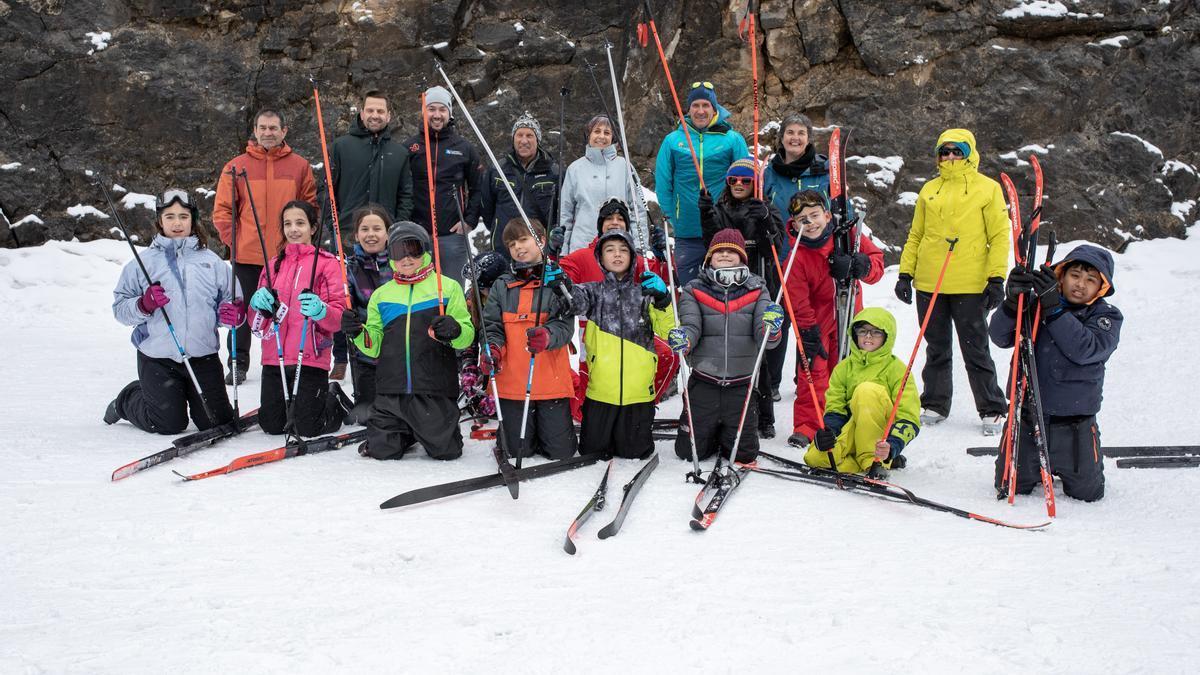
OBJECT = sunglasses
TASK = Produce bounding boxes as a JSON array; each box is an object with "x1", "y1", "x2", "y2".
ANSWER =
[
  {"x1": 156, "y1": 189, "x2": 194, "y2": 210},
  {"x1": 726, "y1": 176, "x2": 754, "y2": 187},
  {"x1": 691, "y1": 81, "x2": 714, "y2": 90},
  {"x1": 937, "y1": 146, "x2": 965, "y2": 158}
]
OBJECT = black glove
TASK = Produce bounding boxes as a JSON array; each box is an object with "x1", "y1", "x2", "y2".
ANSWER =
[
  {"x1": 697, "y1": 189, "x2": 713, "y2": 213},
  {"x1": 849, "y1": 252, "x2": 872, "y2": 280},
  {"x1": 799, "y1": 324, "x2": 828, "y2": 361},
  {"x1": 1030, "y1": 265, "x2": 1060, "y2": 312},
  {"x1": 1003, "y1": 266, "x2": 1034, "y2": 311},
  {"x1": 894, "y1": 273, "x2": 913, "y2": 305},
  {"x1": 745, "y1": 199, "x2": 770, "y2": 223},
  {"x1": 815, "y1": 428, "x2": 837, "y2": 453},
  {"x1": 982, "y1": 276, "x2": 1005, "y2": 311},
  {"x1": 547, "y1": 227, "x2": 565, "y2": 257},
  {"x1": 649, "y1": 225, "x2": 668, "y2": 259},
  {"x1": 428, "y1": 315, "x2": 462, "y2": 343},
  {"x1": 828, "y1": 253, "x2": 853, "y2": 283},
  {"x1": 340, "y1": 309, "x2": 365, "y2": 339}
]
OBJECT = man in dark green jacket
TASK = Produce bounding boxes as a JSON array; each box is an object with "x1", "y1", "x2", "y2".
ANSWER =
[{"x1": 326, "y1": 89, "x2": 414, "y2": 228}]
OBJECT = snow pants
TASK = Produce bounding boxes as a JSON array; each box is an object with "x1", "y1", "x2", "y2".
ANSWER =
[
  {"x1": 994, "y1": 413, "x2": 1105, "y2": 502},
  {"x1": 579, "y1": 398, "x2": 655, "y2": 460},
  {"x1": 260, "y1": 364, "x2": 344, "y2": 437},
  {"x1": 916, "y1": 291, "x2": 1007, "y2": 418},
  {"x1": 115, "y1": 351, "x2": 233, "y2": 435},
  {"x1": 804, "y1": 381, "x2": 896, "y2": 474},
  {"x1": 498, "y1": 397, "x2": 578, "y2": 460},
  {"x1": 362, "y1": 393, "x2": 463, "y2": 460},
  {"x1": 791, "y1": 331, "x2": 836, "y2": 440},
  {"x1": 675, "y1": 378, "x2": 759, "y2": 464}
]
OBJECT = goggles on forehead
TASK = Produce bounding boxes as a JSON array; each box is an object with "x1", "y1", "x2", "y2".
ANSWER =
[
  {"x1": 705, "y1": 264, "x2": 749, "y2": 288},
  {"x1": 156, "y1": 189, "x2": 194, "y2": 210},
  {"x1": 691, "y1": 81, "x2": 714, "y2": 90}
]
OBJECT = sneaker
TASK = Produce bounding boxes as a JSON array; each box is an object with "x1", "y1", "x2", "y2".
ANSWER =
[
  {"x1": 758, "y1": 423, "x2": 776, "y2": 439},
  {"x1": 919, "y1": 408, "x2": 948, "y2": 425},
  {"x1": 981, "y1": 414, "x2": 1005, "y2": 436},
  {"x1": 224, "y1": 367, "x2": 247, "y2": 385},
  {"x1": 329, "y1": 382, "x2": 354, "y2": 420},
  {"x1": 770, "y1": 387, "x2": 781, "y2": 402},
  {"x1": 103, "y1": 398, "x2": 121, "y2": 425},
  {"x1": 787, "y1": 432, "x2": 810, "y2": 448},
  {"x1": 330, "y1": 362, "x2": 348, "y2": 381}
]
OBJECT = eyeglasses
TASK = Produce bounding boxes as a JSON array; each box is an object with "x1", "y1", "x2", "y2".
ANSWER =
[
  {"x1": 726, "y1": 176, "x2": 754, "y2": 187},
  {"x1": 691, "y1": 81, "x2": 714, "y2": 90},
  {"x1": 854, "y1": 327, "x2": 886, "y2": 339},
  {"x1": 156, "y1": 189, "x2": 193, "y2": 210},
  {"x1": 937, "y1": 146, "x2": 965, "y2": 158},
  {"x1": 392, "y1": 239, "x2": 424, "y2": 259}
]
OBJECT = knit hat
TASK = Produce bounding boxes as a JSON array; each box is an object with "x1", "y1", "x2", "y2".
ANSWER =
[
  {"x1": 725, "y1": 158, "x2": 758, "y2": 182},
  {"x1": 704, "y1": 228, "x2": 748, "y2": 265},
  {"x1": 596, "y1": 197, "x2": 630, "y2": 232},
  {"x1": 424, "y1": 85, "x2": 453, "y2": 113},
  {"x1": 512, "y1": 111, "x2": 542, "y2": 143},
  {"x1": 686, "y1": 83, "x2": 719, "y2": 109},
  {"x1": 463, "y1": 251, "x2": 507, "y2": 289}
]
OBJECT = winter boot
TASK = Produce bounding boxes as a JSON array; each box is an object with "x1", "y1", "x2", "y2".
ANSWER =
[
  {"x1": 758, "y1": 423, "x2": 776, "y2": 439},
  {"x1": 103, "y1": 398, "x2": 121, "y2": 425},
  {"x1": 770, "y1": 387, "x2": 781, "y2": 402},
  {"x1": 981, "y1": 414, "x2": 1005, "y2": 436},
  {"x1": 919, "y1": 408, "x2": 948, "y2": 425},
  {"x1": 329, "y1": 382, "x2": 354, "y2": 421},
  {"x1": 787, "y1": 432, "x2": 810, "y2": 448},
  {"x1": 224, "y1": 366, "x2": 247, "y2": 385}
]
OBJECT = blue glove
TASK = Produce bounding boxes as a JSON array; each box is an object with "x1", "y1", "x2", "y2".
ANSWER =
[
  {"x1": 298, "y1": 291, "x2": 327, "y2": 321},
  {"x1": 542, "y1": 260, "x2": 572, "y2": 296},
  {"x1": 249, "y1": 287, "x2": 277, "y2": 314},
  {"x1": 762, "y1": 302, "x2": 784, "y2": 334},
  {"x1": 640, "y1": 271, "x2": 668, "y2": 296},
  {"x1": 667, "y1": 327, "x2": 690, "y2": 355}
]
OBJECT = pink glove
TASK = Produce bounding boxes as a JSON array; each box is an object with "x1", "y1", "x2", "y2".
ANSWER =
[
  {"x1": 137, "y1": 283, "x2": 170, "y2": 315},
  {"x1": 218, "y1": 300, "x2": 246, "y2": 328}
]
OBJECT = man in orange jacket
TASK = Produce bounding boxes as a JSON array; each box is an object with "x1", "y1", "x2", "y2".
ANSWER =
[{"x1": 213, "y1": 109, "x2": 318, "y2": 383}]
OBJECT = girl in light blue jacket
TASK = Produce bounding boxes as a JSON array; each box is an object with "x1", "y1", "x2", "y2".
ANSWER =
[{"x1": 106, "y1": 190, "x2": 242, "y2": 434}]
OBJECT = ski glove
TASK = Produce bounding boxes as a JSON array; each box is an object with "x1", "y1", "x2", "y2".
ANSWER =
[
  {"x1": 828, "y1": 253, "x2": 853, "y2": 283},
  {"x1": 298, "y1": 291, "x2": 327, "y2": 321},
  {"x1": 481, "y1": 344, "x2": 504, "y2": 376},
  {"x1": 542, "y1": 261, "x2": 571, "y2": 294},
  {"x1": 814, "y1": 428, "x2": 837, "y2": 453},
  {"x1": 1030, "y1": 265, "x2": 1061, "y2": 312},
  {"x1": 137, "y1": 282, "x2": 170, "y2": 315},
  {"x1": 640, "y1": 271, "x2": 669, "y2": 299},
  {"x1": 894, "y1": 274, "x2": 913, "y2": 305},
  {"x1": 799, "y1": 324, "x2": 828, "y2": 361},
  {"x1": 547, "y1": 227, "x2": 565, "y2": 257},
  {"x1": 341, "y1": 308, "x2": 365, "y2": 339},
  {"x1": 745, "y1": 199, "x2": 771, "y2": 224},
  {"x1": 428, "y1": 315, "x2": 462, "y2": 344},
  {"x1": 849, "y1": 252, "x2": 873, "y2": 280},
  {"x1": 1003, "y1": 266, "x2": 1034, "y2": 311},
  {"x1": 667, "y1": 327, "x2": 690, "y2": 355},
  {"x1": 649, "y1": 225, "x2": 668, "y2": 260},
  {"x1": 526, "y1": 326, "x2": 552, "y2": 353},
  {"x1": 249, "y1": 287, "x2": 278, "y2": 314},
  {"x1": 218, "y1": 300, "x2": 246, "y2": 328},
  {"x1": 982, "y1": 276, "x2": 1005, "y2": 311},
  {"x1": 762, "y1": 302, "x2": 784, "y2": 334}
]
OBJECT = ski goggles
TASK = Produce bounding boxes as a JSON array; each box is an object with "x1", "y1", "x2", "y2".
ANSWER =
[
  {"x1": 726, "y1": 176, "x2": 755, "y2": 187},
  {"x1": 156, "y1": 188, "x2": 194, "y2": 210},
  {"x1": 691, "y1": 81, "x2": 714, "y2": 90},
  {"x1": 390, "y1": 239, "x2": 424, "y2": 260},
  {"x1": 937, "y1": 145, "x2": 965, "y2": 158},
  {"x1": 705, "y1": 264, "x2": 749, "y2": 288}
]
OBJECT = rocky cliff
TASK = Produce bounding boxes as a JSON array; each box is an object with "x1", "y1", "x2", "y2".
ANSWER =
[{"x1": 1, "y1": 0, "x2": 1197, "y2": 256}]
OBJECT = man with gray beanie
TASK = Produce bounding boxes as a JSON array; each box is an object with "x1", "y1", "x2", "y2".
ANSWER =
[
  {"x1": 479, "y1": 111, "x2": 561, "y2": 261},
  {"x1": 403, "y1": 85, "x2": 483, "y2": 283}
]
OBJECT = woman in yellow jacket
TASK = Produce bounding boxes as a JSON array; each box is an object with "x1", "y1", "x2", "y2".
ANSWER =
[{"x1": 895, "y1": 129, "x2": 1009, "y2": 435}]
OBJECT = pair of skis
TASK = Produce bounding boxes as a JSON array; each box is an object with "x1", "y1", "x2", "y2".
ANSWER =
[
  {"x1": 689, "y1": 460, "x2": 755, "y2": 531},
  {"x1": 563, "y1": 454, "x2": 659, "y2": 554},
  {"x1": 968, "y1": 445, "x2": 1200, "y2": 469},
  {"x1": 174, "y1": 429, "x2": 367, "y2": 481},
  {"x1": 829, "y1": 127, "x2": 861, "y2": 361},
  {"x1": 110, "y1": 409, "x2": 260, "y2": 481}
]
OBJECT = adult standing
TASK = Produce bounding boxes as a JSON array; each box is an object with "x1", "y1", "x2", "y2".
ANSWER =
[
  {"x1": 214, "y1": 109, "x2": 318, "y2": 384},
  {"x1": 653, "y1": 82, "x2": 749, "y2": 285},
  {"x1": 480, "y1": 112, "x2": 560, "y2": 261},
  {"x1": 404, "y1": 85, "x2": 483, "y2": 284},
  {"x1": 555, "y1": 114, "x2": 647, "y2": 256},
  {"x1": 896, "y1": 128, "x2": 1009, "y2": 435}
]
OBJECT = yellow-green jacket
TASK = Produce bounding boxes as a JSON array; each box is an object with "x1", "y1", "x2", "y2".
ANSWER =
[{"x1": 899, "y1": 129, "x2": 1010, "y2": 294}]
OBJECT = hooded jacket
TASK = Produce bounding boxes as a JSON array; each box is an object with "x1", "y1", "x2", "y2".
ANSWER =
[
  {"x1": 483, "y1": 264, "x2": 575, "y2": 400},
  {"x1": 351, "y1": 225, "x2": 475, "y2": 396},
  {"x1": 559, "y1": 144, "x2": 649, "y2": 254},
  {"x1": 654, "y1": 107, "x2": 750, "y2": 240},
  {"x1": 899, "y1": 129, "x2": 1010, "y2": 294},
  {"x1": 559, "y1": 232, "x2": 667, "y2": 284},
  {"x1": 568, "y1": 230, "x2": 676, "y2": 405},
  {"x1": 988, "y1": 244, "x2": 1123, "y2": 417},
  {"x1": 326, "y1": 116, "x2": 414, "y2": 227},
  {"x1": 113, "y1": 235, "x2": 237, "y2": 361},
  {"x1": 481, "y1": 147, "x2": 560, "y2": 250},
  {"x1": 250, "y1": 243, "x2": 345, "y2": 370},
  {"x1": 783, "y1": 224, "x2": 885, "y2": 343},
  {"x1": 403, "y1": 119, "x2": 484, "y2": 236},
  {"x1": 214, "y1": 141, "x2": 318, "y2": 266},
  {"x1": 700, "y1": 192, "x2": 786, "y2": 288},
  {"x1": 345, "y1": 243, "x2": 393, "y2": 365},
  {"x1": 677, "y1": 266, "x2": 779, "y2": 384},
  {"x1": 822, "y1": 307, "x2": 921, "y2": 467}
]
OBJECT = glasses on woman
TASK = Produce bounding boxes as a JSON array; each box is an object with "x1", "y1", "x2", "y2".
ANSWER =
[
  {"x1": 854, "y1": 327, "x2": 886, "y2": 339},
  {"x1": 726, "y1": 176, "x2": 754, "y2": 187},
  {"x1": 937, "y1": 145, "x2": 965, "y2": 158}
]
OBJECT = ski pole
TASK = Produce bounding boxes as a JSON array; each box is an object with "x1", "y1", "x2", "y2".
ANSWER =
[
  {"x1": 660, "y1": 215, "x2": 704, "y2": 482},
  {"x1": 744, "y1": 2, "x2": 762, "y2": 201},
  {"x1": 555, "y1": 83, "x2": 569, "y2": 249},
  {"x1": 873, "y1": 238, "x2": 959, "y2": 475},
  {"x1": 640, "y1": 0, "x2": 706, "y2": 191},
  {"x1": 98, "y1": 177, "x2": 219, "y2": 427},
  {"x1": 239, "y1": 168, "x2": 293, "y2": 409},
  {"x1": 604, "y1": 40, "x2": 649, "y2": 255},
  {"x1": 227, "y1": 166, "x2": 240, "y2": 418},
  {"x1": 309, "y1": 76, "x2": 352, "y2": 310},
  {"x1": 420, "y1": 91, "x2": 446, "y2": 315}
]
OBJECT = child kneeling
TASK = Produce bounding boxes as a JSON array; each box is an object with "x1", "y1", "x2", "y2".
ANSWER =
[{"x1": 807, "y1": 307, "x2": 920, "y2": 475}]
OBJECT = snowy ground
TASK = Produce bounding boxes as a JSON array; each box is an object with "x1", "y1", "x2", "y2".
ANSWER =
[{"x1": 2, "y1": 230, "x2": 1199, "y2": 673}]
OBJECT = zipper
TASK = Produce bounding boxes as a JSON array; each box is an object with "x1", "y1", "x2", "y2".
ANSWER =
[
  {"x1": 722, "y1": 287, "x2": 730, "y2": 377},
  {"x1": 405, "y1": 284, "x2": 414, "y2": 394}
]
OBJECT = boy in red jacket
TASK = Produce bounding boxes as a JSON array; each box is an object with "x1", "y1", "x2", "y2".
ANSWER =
[{"x1": 783, "y1": 190, "x2": 884, "y2": 448}]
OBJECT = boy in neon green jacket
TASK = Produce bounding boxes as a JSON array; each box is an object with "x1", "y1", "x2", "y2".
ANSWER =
[
  {"x1": 341, "y1": 221, "x2": 475, "y2": 460},
  {"x1": 806, "y1": 307, "x2": 920, "y2": 475}
]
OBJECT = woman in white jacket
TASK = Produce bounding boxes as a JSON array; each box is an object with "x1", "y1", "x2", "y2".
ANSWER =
[{"x1": 555, "y1": 115, "x2": 648, "y2": 255}]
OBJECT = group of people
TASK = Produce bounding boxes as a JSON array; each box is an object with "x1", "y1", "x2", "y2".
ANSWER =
[{"x1": 103, "y1": 79, "x2": 1123, "y2": 502}]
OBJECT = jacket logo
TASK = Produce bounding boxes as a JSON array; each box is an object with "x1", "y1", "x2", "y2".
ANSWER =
[
  {"x1": 1097, "y1": 316, "x2": 1112, "y2": 331},
  {"x1": 445, "y1": 149, "x2": 464, "y2": 156},
  {"x1": 409, "y1": 143, "x2": 420, "y2": 153}
]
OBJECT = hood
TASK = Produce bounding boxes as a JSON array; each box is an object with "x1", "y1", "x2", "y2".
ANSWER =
[
  {"x1": 151, "y1": 233, "x2": 199, "y2": 252},
  {"x1": 352, "y1": 242, "x2": 389, "y2": 264},
  {"x1": 245, "y1": 140, "x2": 293, "y2": 160},
  {"x1": 593, "y1": 229, "x2": 639, "y2": 279},
  {"x1": 350, "y1": 115, "x2": 392, "y2": 140},
  {"x1": 934, "y1": 128, "x2": 980, "y2": 180},
  {"x1": 846, "y1": 306, "x2": 898, "y2": 364},
  {"x1": 1053, "y1": 244, "x2": 1116, "y2": 301}
]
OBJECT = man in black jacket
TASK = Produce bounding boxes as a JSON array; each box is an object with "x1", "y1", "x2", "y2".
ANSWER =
[
  {"x1": 479, "y1": 112, "x2": 560, "y2": 262},
  {"x1": 404, "y1": 85, "x2": 483, "y2": 284}
]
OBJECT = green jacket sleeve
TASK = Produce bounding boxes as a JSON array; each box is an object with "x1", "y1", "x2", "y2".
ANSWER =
[
  {"x1": 823, "y1": 360, "x2": 850, "y2": 417},
  {"x1": 889, "y1": 357, "x2": 922, "y2": 440},
  {"x1": 353, "y1": 291, "x2": 384, "y2": 359},
  {"x1": 444, "y1": 280, "x2": 476, "y2": 350},
  {"x1": 648, "y1": 299, "x2": 676, "y2": 339}
]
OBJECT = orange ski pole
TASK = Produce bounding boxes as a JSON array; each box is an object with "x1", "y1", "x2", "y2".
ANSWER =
[
  {"x1": 420, "y1": 92, "x2": 446, "y2": 315},
  {"x1": 641, "y1": 0, "x2": 706, "y2": 191},
  {"x1": 310, "y1": 77, "x2": 352, "y2": 309}
]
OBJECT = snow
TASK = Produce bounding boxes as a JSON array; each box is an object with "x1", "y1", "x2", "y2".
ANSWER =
[
  {"x1": 194, "y1": 187, "x2": 216, "y2": 199},
  {"x1": 119, "y1": 191, "x2": 156, "y2": 211},
  {"x1": 1110, "y1": 131, "x2": 1164, "y2": 157},
  {"x1": 998, "y1": 151, "x2": 1031, "y2": 166},
  {"x1": 1, "y1": 162, "x2": 22, "y2": 170},
  {"x1": 1001, "y1": 1, "x2": 1069, "y2": 19},
  {"x1": 3, "y1": 230, "x2": 1200, "y2": 671},
  {"x1": 1017, "y1": 143, "x2": 1051, "y2": 155},
  {"x1": 10, "y1": 214, "x2": 44, "y2": 227},
  {"x1": 847, "y1": 155, "x2": 904, "y2": 189},
  {"x1": 85, "y1": 30, "x2": 112, "y2": 55},
  {"x1": 513, "y1": 21, "x2": 525, "y2": 32},
  {"x1": 1170, "y1": 200, "x2": 1195, "y2": 222},
  {"x1": 66, "y1": 204, "x2": 109, "y2": 219},
  {"x1": 1162, "y1": 160, "x2": 1197, "y2": 176},
  {"x1": 896, "y1": 191, "x2": 919, "y2": 207},
  {"x1": 1090, "y1": 35, "x2": 1130, "y2": 48},
  {"x1": 991, "y1": 45, "x2": 1018, "y2": 51}
]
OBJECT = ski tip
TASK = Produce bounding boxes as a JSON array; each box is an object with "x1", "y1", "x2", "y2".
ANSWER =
[
  {"x1": 563, "y1": 538, "x2": 578, "y2": 555},
  {"x1": 506, "y1": 483, "x2": 520, "y2": 500},
  {"x1": 596, "y1": 525, "x2": 616, "y2": 540},
  {"x1": 688, "y1": 518, "x2": 709, "y2": 532},
  {"x1": 171, "y1": 469, "x2": 192, "y2": 482},
  {"x1": 111, "y1": 463, "x2": 137, "y2": 482}
]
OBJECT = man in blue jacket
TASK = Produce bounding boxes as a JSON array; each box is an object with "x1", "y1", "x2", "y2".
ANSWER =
[{"x1": 654, "y1": 82, "x2": 749, "y2": 285}]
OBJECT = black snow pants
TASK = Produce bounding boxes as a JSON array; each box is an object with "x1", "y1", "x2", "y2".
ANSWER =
[
  {"x1": 675, "y1": 378, "x2": 759, "y2": 464},
  {"x1": 994, "y1": 413, "x2": 1105, "y2": 502},
  {"x1": 362, "y1": 393, "x2": 463, "y2": 460},
  {"x1": 579, "y1": 398, "x2": 655, "y2": 460},
  {"x1": 260, "y1": 364, "x2": 343, "y2": 438},
  {"x1": 497, "y1": 397, "x2": 577, "y2": 460},
  {"x1": 916, "y1": 291, "x2": 1008, "y2": 417},
  {"x1": 115, "y1": 351, "x2": 233, "y2": 435}
]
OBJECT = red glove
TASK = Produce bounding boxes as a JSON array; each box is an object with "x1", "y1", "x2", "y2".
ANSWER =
[
  {"x1": 481, "y1": 345, "x2": 504, "y2": 377},
  {"x1": 137, "y1": 282, "x2": 170, "y2": 315},
  {"x1": 526, "y1": 326, "x2": 551, "y2": 353}
]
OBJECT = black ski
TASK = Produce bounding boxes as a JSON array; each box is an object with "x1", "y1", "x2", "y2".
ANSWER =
[
  {"x1": 757, "y1": 451, "x2": 1049, "y2": 530},
  {"x1": 689, "y1": 461, "x2": 754, "y2": 531},
  {"x1": 598, "y1": 453, "x2": 660, "y2": 539},
  {"x1": 492, "y1": 443, "x2": 520, "y2": 500},
  {"x1": 970, "y1": 445, "x2": 1200, "y2": 459},
  {"x1": 564, "y1": 460, "x2": 614, "y2": 555},
  {"x1": 379, "y1": 453, "x2": 604, "y2": 509},
  {"x1": 111, "y1": 410, "x2": 260, "y2": 481},
  {"x1": 1116, "y1": 456, "x2": 1200, "y2": 469}
]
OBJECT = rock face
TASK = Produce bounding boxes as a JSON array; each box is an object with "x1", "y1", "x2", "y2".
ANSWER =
[{"x1": 1, "y1": 0, "x2": 1197, "y2": 258}]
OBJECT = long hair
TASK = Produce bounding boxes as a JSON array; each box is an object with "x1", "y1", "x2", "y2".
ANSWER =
[{"x1": 274, "y1": 200, "x2": 320, "y2": 275}]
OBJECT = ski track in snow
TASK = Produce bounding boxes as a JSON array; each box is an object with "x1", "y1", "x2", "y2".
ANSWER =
[{"x1": 2, "y1": 232, "x2": 1200, "y2": 672}]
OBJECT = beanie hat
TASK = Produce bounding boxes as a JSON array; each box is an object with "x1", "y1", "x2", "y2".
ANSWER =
[
  {"x1": 725, "y1": 158, "x2": 758, "y2": 182},
  {"x1": 937, "y1": 140, "x2": 971, "y2": 159},
  {"x1": 424, "y1": 86, "x2": 453, "y2": 113},
  {"x1": 463, "y1": 251, "x2": 507, "y2": 289},
  {"x1": 512, "y1": 111, "x2": 542, "y2": 143},
  {"x1": 686, "y1": 83, "x2": 719, "y2": 109},
  {"x1": 596, "y1": 197, "x2": 631, "y2": 231},
  {"x1": 704, "y1": 228, "x2": 748, "y2": 266}
]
